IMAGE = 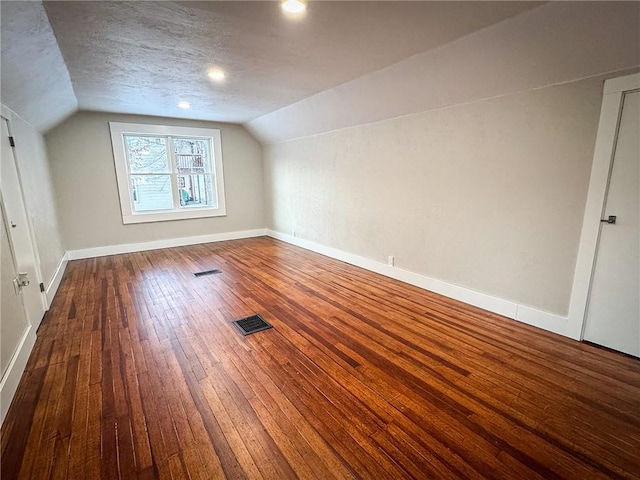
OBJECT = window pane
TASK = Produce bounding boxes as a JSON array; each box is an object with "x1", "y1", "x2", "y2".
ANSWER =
[
  {"x1": 178, "y1": 174, "x2": 216, "y2": 208},
  {"x1": 131, "y1": 175, "x2": 174, "y2": 211},
  {"x1": 124, "y1": 136, "x2": 170, "y2": 173},
  {"x1": 174, "y1": 138, "x2": 211, "y2": 174}
]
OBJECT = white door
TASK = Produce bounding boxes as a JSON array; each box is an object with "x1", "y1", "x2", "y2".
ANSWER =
[
  {"x1": 1, "y1": 202, "x2": 30, "y2": 380},
  {"x1": 0, "y1": 117, "x2": 45, "y2": 326},
  {"x1": 583, "y1": 90, "x2": 639, "y2": 357}
]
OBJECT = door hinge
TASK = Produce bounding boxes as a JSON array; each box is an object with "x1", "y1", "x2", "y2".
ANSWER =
[
  {"x1": 39, "y1": 282, "x2": 45, "y2": 292},
  {"x1": 8, "y1": 136, "x2": 15, "y2": 147}
]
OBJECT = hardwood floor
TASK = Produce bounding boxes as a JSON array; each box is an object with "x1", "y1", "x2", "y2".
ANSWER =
[{"x1": 2, "y1": 237, "x2": 639, "y2": 479}]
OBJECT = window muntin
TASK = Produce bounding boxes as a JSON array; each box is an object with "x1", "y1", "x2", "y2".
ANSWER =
[{"x1": 110, "y1": 123, "x2": 226, "y2": 224}]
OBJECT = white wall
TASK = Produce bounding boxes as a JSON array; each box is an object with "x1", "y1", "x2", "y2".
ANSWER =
[
  {"x1": 264, "y1": 75, "x2": 621, "y2": 317},
  {"x1": 258, "y1": 1, "x2": 640, "y2": 324},
  {"x1": 46, "y1": 112, "x2": 265, "y2": 251}
]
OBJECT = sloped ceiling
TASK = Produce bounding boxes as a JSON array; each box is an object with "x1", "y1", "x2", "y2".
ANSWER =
[
  {"x1": 1, "y1": 0, "x2": 540, "y2": 133},
  {"x1": 247, "y1": 1, "x2": 640, "y2": 144},
  {"x1": 0, "y1": 1, "x2": 77, "y2": 132}
]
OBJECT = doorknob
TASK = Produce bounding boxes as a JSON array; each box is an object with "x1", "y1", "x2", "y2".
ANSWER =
[
  {"x1": 16, "y1": 272, "x2": 29, "y2": 287},
  {"x1": 600, "y1": 215, "x2": 617, "y2": 224}
]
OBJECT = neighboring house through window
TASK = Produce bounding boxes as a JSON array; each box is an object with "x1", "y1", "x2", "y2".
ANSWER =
[{"x1": 109, "y1": 122, "x2": 226, "y2": 224}]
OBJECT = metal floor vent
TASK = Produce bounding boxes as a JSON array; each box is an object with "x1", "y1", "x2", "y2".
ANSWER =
[
  {"x1": 232, "y1": 314, "x2": 273, "y2": 336},
  {"x1": 193, "y1": 269, "x2": 222, "y2": 277}
]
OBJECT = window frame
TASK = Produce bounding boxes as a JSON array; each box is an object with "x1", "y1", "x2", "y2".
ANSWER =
[{"x1": 109, "y1": 122, "x2": 226, "y2": 224}]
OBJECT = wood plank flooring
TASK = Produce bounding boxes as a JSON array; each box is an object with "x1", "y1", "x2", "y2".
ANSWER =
[{"x1": 2, "y1": 237, "x2": 639, "y2": 479}]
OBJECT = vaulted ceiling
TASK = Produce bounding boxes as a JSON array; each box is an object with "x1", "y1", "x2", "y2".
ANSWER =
[{"x1": 1, "y1": 1, "x2": 541, "y2": 132}]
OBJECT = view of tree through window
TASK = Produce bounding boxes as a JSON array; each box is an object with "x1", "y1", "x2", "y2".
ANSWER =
[{"x1": 123, "y1": 135, "x2": 215, "y2": 212}]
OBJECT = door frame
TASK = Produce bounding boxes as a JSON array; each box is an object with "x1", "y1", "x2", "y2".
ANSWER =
[
  {"x1": 0, "y1": 109, "x2": 48, "y2": 314},
  {"x1": 566, "y1": 72, "x2": 640, "y2": 340}
]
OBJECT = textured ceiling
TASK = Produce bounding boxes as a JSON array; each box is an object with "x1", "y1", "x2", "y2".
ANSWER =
[
  {"x1": 2, "y1": 1, "x2": 540, "y2": 131},
  {"x1": 0, "y1": 1, "x2": 77, "y2": 131}
]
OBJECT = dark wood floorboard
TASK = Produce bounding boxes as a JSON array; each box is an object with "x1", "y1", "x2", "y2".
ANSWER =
[{"x1": 2, "y1": 237, "x2": 639, "y2": 479}]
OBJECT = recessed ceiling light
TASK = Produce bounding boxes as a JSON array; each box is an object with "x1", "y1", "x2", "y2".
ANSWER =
[
  {"x1": 281, "y1": 0, "x2": 306, "y2": 14},
  {"x1": 207, "y1": 69, "x2": 225, "y2": 82},
  {"x1": 177, "y1": 101, "x2": 190, "y2": 109}
]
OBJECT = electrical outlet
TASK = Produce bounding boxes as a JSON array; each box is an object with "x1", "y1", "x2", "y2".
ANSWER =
[{"x1": 387, "y1": 255, "x2": 395, "y2": 266}]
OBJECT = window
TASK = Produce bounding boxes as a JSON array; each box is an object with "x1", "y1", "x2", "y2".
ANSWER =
[{"x1": 109, "y1": 122, "x2": 226, "y2": 224}]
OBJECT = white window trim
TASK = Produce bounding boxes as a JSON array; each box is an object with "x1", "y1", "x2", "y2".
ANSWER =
[{"x1": 109, "y1": 122, "x2": 226, "y2": 224}]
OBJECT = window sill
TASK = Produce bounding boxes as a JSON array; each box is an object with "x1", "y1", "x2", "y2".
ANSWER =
[{"x1": 122, "y1": 208, "x2": 227, "y2": 224}]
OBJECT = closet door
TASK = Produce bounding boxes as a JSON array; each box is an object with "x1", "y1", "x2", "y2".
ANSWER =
[{"x1": 583, "y1": 90, "x2": 639, "y2": 357}]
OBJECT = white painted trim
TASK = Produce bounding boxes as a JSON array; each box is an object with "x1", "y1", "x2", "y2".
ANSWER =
[
  {"x1": 267, "y1": 230, "x2": 570, "y2": 338},
  {"x1": 108, "y1": 122, "x2": 227, "y2": 225},
  {"x1": 122, "y1": 208, "x2": 226, "y2": 225},
  {"x1": 515, "y1": 304, "x2": 569, "y2": 337},
  {"x1": 67, "y1": 228, "x2": 267, "y2": 260},
  {"x1": 603, "y1": 72, "x2": 640, "y2": 95},
  {"x1": 0, "y1": 325, "x2": 37, "y2": 425},
  {"x1": 567, "y1": 72, "x2": 640, "y2": 340},
  {"x1": 45, "y1": 253, "x2": 68, "y2": 307}
]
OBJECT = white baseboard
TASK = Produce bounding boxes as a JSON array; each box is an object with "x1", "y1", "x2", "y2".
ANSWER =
[
  {"x1": 62, "y1": 228, "x2": 572, "y2": 338},
  {"x1": 515, "y1": 304, "x2": 569, "y2": 337},
  {"x1": 66, "y1": 228, "x2": 268, "y2": 260},
  {"x1": 267, "y1": 230, "x2": 571, "y2": 339},
  {"x1": 45, "y1": 253, "x2": 68, "y2": 307},
  {"x1": 0, "y1": 325, "x2": 37, "y2": 425}
]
